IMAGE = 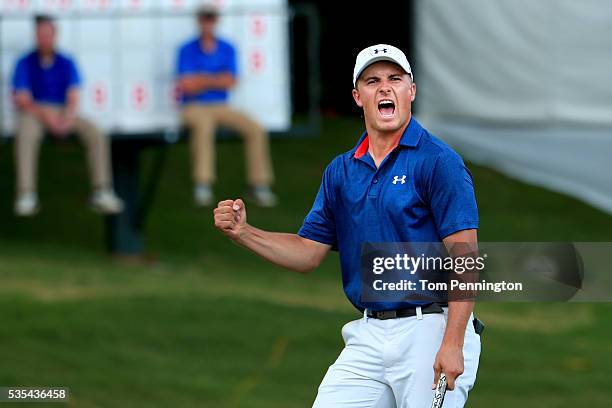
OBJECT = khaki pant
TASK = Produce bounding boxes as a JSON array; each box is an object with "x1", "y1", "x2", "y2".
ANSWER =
[
  {"x1": 181, "y1": 104, "x2": 274, "y2": 186},
  {"x1": 14, "y1": 111, "x2": 112, "y2": 194}
]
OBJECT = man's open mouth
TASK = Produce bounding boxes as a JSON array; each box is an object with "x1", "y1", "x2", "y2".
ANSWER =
[{"x1": 378, "y1": 99, "x2": 395, "y2": 118}]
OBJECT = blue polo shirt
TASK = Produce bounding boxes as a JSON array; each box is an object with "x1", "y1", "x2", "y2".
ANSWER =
[
  {"x1": 298, "y1": 118, "x2": 479, "y2": 312},
  {"x1": 12, "y1": 51, "x2": 81, "y2": 105},
  {"x1": 176, "y1": 37, "x2": 237, "y2": 105}
]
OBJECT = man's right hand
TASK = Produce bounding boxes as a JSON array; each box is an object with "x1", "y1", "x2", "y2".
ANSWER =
[{"x1": 214, "y1": 199, "x2": 247, "y2": 242}]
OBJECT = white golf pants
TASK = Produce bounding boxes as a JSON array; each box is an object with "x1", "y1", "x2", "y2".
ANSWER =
[{"x1": 312, "y1": 308, "x2": 481, "y2": 408}]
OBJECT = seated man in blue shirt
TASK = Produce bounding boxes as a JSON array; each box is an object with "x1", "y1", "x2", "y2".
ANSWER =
[
  {"x1": 177, "y1": 3, "x2": 276, "y2": 207},
  {"x1": 12, "y1": 15, "x2": 123, "y2": 217}
]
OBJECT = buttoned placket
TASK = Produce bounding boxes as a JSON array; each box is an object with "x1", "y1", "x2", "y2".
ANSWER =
[{"x1": 356, "y1": 149, "x2": 400, "y2": 199}]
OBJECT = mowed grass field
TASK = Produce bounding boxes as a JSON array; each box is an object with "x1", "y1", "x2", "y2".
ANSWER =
[{"x1": 1, "y1": 117, "x2": 612, "y2": 407}]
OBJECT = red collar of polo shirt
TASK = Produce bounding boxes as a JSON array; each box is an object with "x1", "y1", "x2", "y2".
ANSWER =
[{"x1": 353, "y1": 134, "x2": 402, "y2": 159}]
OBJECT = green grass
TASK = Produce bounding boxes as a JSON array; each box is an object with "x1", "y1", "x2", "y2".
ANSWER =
[{"x1": 1, "y1": 117, "x2": 612, "y2": 407}]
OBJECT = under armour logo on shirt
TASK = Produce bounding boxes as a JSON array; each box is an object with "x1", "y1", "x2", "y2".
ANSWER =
[
  {"x1": 374, "y1": 48, "x2": 388, "y2": 55},
  {"x1": 393, "y1": 175, "x2": 407, "y2": 185}
]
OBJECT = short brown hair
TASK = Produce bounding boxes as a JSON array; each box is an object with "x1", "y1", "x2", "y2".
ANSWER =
[{"x1": 34, "y1": 14, "x2": 55, "y2": 26}]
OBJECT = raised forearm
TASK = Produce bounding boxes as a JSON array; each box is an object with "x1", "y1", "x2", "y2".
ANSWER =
[{"x1": 236, "y1": 224, "x2": 328, "y2": 273}]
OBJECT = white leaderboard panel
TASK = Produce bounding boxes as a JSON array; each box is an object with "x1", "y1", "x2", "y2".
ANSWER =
[{"x1": 0, "y1": 0, "x2": 291, "y2": 135}]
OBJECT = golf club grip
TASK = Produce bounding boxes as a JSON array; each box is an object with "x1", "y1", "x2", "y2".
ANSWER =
[{"x1": 431, "y1": 373, "x2": 447, "y2": 408}]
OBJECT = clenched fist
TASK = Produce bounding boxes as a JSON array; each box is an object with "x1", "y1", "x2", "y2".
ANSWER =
[{"x1": 214, "y1": 199, "x2": 247, "y2": 241}]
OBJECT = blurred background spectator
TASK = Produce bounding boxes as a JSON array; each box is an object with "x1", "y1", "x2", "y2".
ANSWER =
[
  {"x1": 177, "y1": 3, "x2": 277, "y2": 208},
  {"x1": 11, "y1": 14, "x2": 123, "y2": 217}
]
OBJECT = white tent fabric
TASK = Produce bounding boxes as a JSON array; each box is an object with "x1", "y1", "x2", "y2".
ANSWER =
[
  {"x1": 418, "y1": 120, "x2": 612, "y2": 213},
  {"x1": 415, "y1": 0, "x2": 612, "y2": 213}
]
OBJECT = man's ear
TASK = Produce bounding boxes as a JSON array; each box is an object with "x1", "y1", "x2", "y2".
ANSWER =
[
  {"x1": 352, "y1": 88, "x2": 363, "y2": 108},
  {"x1": 410, "y1": 82, "x2": 417, "y2": 102}
]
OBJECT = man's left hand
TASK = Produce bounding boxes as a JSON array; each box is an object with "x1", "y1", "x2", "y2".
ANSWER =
[{"x1": 432, "y1": 342, "x2": 464, "y2": 390}]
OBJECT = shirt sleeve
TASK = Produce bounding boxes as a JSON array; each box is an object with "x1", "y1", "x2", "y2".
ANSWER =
[
  {"x1": 426, "y1": 151, "x2": 479, "y2": 239},
  {"x1": 177, "y1": 46, "x2": 195, "y2": 76},
  {"x1": 67, "y1": 59, "x2": 81, "y2": 88},
  {"x1": 298, "y1": 163, "x2": 337, "y2": 247},
  {"x1": 12, "y1": 58, "x2": 30, "y2": 93}
]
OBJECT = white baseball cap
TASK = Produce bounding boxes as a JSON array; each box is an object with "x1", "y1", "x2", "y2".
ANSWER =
[{"x1": 352, "y1": 44, "x2": 413, "y2": 87}]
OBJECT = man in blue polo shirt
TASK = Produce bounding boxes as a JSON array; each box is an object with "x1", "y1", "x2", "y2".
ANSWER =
[
  {"x1": 11, "y1": 14, "x2": 123, "y2": 217},
  {"x1": 177, "y1": 2, "x2": 276, "y2": 207},
  {"x1": 214, "y1": 44, "x2": 481, "y2": 407}
]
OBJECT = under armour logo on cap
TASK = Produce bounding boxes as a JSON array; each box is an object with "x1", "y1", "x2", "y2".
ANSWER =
[{"x1": 353, "y1": 44, "x2": 413, "y2": 87}]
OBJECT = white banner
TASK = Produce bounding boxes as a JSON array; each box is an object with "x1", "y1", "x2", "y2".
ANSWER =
[
  {"x1": 416, "y1": 0, "x2": 612, "y2": 126},
  {"x1": 416, "y1": 0, "x2": 612, "y2": 213},
  {"x1": 0, "y1": 0, "x2": 291, "y2": 134}
]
